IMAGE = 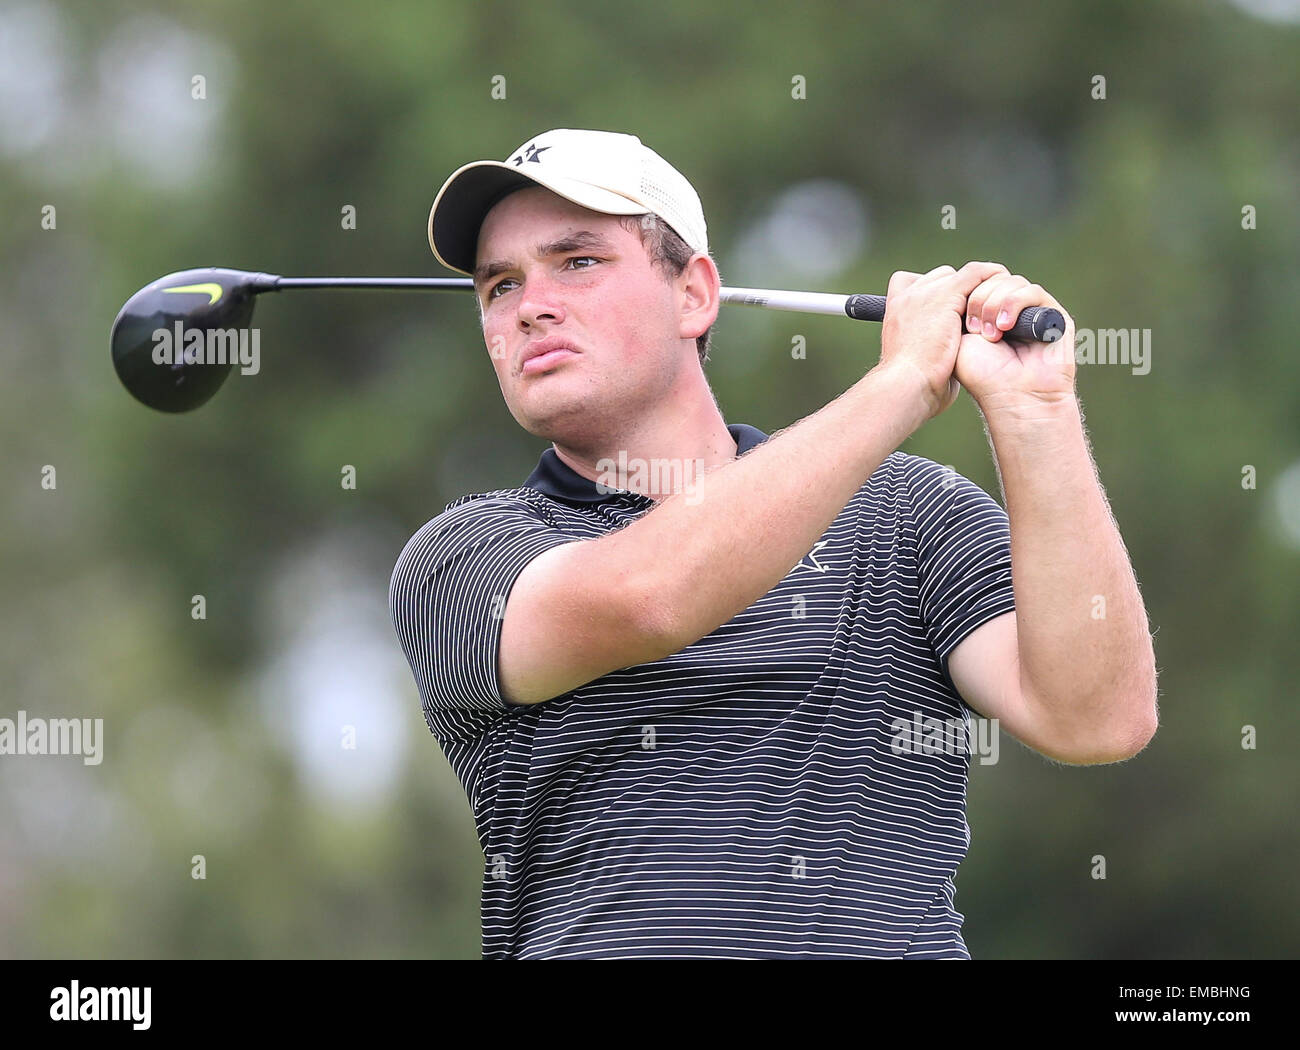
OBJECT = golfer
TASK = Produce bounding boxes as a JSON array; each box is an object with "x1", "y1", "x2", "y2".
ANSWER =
[{"x1": 389, "y1": 128, "x2": 1158, "y2": 959}]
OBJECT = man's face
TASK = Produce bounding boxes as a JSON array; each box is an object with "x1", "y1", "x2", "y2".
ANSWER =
[{"x1": 474, "y1": 185, "x2": 691, "y2": 445}]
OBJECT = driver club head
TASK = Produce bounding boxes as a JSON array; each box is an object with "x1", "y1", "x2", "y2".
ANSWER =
[{"x1": 110, "y1": 267, "x2": 276, "y2": 412}]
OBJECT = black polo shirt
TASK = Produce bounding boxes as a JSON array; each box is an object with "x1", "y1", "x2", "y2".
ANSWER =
[{"x1": 389, "y1": 422, "x2": 1016, "y2": 958}]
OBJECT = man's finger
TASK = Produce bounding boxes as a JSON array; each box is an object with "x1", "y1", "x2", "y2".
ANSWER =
[
  {"x1": 991, "y1": 283, "x2": 1070, "y2": 342},
  {"x1": 886, "y1": 270, "x2": 924, "y2": 297},
  {"x1": 945, "y1": 260, "x2": 1011, "y2": 300},
  {"x1": 922, "y1": 264, "x2": 957, "y2": 279},
  {"x1": 968, "y1": 274, "x2": 1029, "y2": 338}
]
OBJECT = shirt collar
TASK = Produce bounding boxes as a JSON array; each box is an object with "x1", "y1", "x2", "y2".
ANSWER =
[{"x1": 523, "y1": 423, "x2": 771, "y2": 505}]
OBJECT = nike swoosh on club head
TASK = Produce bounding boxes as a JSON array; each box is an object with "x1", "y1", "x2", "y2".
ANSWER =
[{"x1": 162, "y1": 283, "x2": 223, "y2": 305}]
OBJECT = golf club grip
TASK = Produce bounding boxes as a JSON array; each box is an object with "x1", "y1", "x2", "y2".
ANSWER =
[{"x1": 844, "y1": 294, "x2": 1066, "y2": 344}]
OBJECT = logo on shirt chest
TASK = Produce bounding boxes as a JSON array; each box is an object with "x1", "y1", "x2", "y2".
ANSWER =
[{"x1": 784, "y1": 540, "x2": 832, "y2": 578}]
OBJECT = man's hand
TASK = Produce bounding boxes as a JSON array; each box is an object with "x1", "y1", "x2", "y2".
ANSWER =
[
  {"x1": 877, "y1": 261, "x2": 1028, "y2": 421},
  {"x1": 955, "y1": 265, "x2": 1077, "y2": 413}
]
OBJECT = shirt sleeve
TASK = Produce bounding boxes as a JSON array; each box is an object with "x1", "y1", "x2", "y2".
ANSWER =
[
  {"x1": 903, "y1": 455, "x2": 1017, "y2": 693},
  {"x1": 389, "y1": 496, "x2": 580, "y2": 713}
]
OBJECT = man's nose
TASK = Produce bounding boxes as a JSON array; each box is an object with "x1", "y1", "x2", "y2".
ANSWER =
[{"x1": 516, "y1": 270, "x2": 567, "y2": 328}]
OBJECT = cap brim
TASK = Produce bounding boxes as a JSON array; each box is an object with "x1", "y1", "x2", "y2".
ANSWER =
[{"x1": 428, "y1": 160, "x2": 649, "y2": 276}]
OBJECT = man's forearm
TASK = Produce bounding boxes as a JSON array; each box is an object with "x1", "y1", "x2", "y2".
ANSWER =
[
  {"x1": 980, "y1": 393, "x2": 1158, "y2": 749},
  {"x1": 610, "y1": 363, "x2": 929, "y2": 650}
]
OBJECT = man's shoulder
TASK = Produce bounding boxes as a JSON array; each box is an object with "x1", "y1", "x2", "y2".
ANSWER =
[
  {"x1": 441, "y1": 484, "x2": 560, "y2": 521},
  {"x1": 863, "y1": 450, "x2": 961, "y2": 499},
  {"x1": 390, "y1": 485, "x2": 561, "y2": 580},
  {"x1": 426, "y1": 483, "x2": 561, "y2": 530},
  {"x1": 879, "y1": 449, "x2": 1003, "y2": 496},
  {"x1": 855, "y1": 452, "x2": 1003, "y2": 537}
]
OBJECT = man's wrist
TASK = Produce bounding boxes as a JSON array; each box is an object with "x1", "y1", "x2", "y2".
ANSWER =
[
  {"x1": 977, "y1": 388, "x2": 1081, "y2": 433},
  {"x1": 865, "y1": 360, "x2": 940, "y2": 431}
]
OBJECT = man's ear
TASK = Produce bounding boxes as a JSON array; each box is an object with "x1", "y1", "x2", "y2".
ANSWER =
[{"x1": 678, "y1": 252, "x2": 720, "y2": 341}]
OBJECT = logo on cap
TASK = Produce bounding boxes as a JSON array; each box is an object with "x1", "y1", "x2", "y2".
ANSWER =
[{"x1": 510, "y1": 143, "x2": 550, "y2": 166}]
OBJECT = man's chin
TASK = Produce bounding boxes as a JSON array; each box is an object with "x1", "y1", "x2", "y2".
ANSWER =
[
  {"x1": 513, "y1": 397, "x2": 614, "y2": 446},
  {"x1": 511, "y1": 396, "x2": 587, "y2": 441}
]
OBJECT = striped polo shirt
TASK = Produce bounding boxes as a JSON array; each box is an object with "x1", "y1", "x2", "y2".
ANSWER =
[{"x1": 389, "y1": 422, "x2": 1016, "y2": 959}]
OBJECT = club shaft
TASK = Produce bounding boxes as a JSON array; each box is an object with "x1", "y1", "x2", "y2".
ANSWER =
[
  {"x1": 267, "y1": 275, "x2": 1063, "y2": 341},
  {"x1": 717, "y1": 286, "x2": 853, "y2": 316},
  {"x1": 274, "y1": 276, "x2": 855, "y2": 313},
  {"x1": 274, "y1": 276, "x2": 473, "y2": 291},
  {"x1": 274, "y1": 277, "x2": 847, "y2": 308}
]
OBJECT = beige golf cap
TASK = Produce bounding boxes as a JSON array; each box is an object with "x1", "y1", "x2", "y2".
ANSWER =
[{"x1": 428, "y1": 128, "x2": 709, "y2": 276}]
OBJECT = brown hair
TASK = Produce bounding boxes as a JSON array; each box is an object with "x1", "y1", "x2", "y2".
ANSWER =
[{"x1": 618, "y1": 213, "x2": 714, "y2": 364}]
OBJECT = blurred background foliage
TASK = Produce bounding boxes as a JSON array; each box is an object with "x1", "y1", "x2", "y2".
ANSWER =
[{"x1": 1, "y1": 0, "x2": 1297, "y2": 958}]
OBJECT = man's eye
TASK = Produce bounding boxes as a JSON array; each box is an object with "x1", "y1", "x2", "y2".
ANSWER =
[
  {"x1": 486, "y1": 278, "x2": 516, "y2": 301},
  {"x1": 486, "y1": 258, "x2": 600, "y2": 302}
]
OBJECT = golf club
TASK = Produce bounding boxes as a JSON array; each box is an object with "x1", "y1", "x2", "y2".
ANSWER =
[{"x1": 110, "y1": 266, "x2": 1067, "y2": 413}]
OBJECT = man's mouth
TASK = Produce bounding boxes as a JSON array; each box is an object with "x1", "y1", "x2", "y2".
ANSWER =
[{"x1": 519, "y1": 341, "x2": 579, "y2": 376}]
